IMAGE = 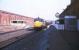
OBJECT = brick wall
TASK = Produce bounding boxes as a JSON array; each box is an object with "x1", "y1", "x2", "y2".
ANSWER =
[
  {"x1": 0, "y1": 10, "x2": 34, "y2": 26},
  {"x1": 0, "y1": 10, "x2": 34, "y2": 32}
]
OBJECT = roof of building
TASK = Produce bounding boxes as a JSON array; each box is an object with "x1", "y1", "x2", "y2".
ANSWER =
[
  {"x1": 59, "y1": 0, "x2": 79, "y2": 19},
  {"x1": 0, "y1": 10, "x2": 34, "y2": 19}
]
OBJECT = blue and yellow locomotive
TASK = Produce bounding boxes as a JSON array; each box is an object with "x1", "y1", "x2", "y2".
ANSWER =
[{"x1": 34, "y1": 17, "x2": 47, "y2": 31}]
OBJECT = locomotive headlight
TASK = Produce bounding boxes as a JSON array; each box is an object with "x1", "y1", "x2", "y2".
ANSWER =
[{"x1": 34, "y1": 21, "x2": 43, "y2": 27}]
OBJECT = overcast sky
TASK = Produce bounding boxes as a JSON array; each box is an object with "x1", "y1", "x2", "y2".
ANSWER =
[{"x1": 0, "y1": 0, "x2": 70, "y2": 20}]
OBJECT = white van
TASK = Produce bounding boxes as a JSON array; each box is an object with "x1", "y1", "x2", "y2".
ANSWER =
[{"x1": 52, "y1": 19, "x2": 64, "y2": 30}]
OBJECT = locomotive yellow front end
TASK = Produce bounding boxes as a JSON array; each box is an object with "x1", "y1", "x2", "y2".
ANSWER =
[{"x1": 34, "y1": 21, "x2": 43, "y2": 31}]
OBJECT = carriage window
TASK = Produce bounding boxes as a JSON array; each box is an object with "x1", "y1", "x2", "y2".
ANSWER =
[
  {"x1": 12, "y1": 21, "x2": 17, "y2": 23},
  {"x1": 18, "y1": 21, "x2": 23, "y2": 23},
  {"x1": 12, "y1": 21, "x2": 24, "y2": 23}
]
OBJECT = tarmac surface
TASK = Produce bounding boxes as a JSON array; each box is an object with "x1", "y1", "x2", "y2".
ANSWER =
[
  {"x1": 0, "y1": 25, "x2": 79, "y2": 50},
  {"x1": 1, "y1": 29, "x2": 48, "y2": 50},
  {"x1": 0, "y1": 29, "x2": 33, "y2": 48},
  {"x1": 49, "y1": 25, "x2": 79, "y2": 50}
]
